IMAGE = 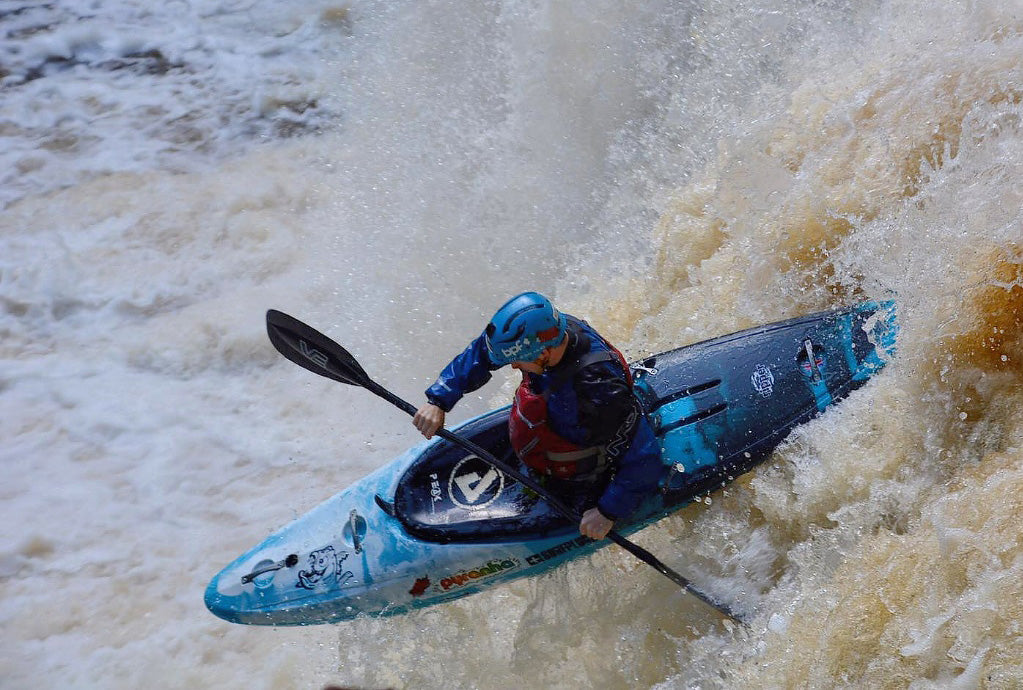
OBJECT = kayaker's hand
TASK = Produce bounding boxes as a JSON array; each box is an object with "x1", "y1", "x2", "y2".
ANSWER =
[
  {"x1": 413, "y1": 402, "x2": 445, "y2": 439},
  {"x1": 580, "y1": 507, "x2": 614, "y2": 540}
]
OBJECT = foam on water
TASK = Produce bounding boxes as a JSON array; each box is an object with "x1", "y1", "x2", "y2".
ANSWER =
[
  {"x1": 0, "y1": 0, "x2": 350, "y2": 208},
  {"x1": 2, "y1": 0, "x2": 1021, "y2": 688}
]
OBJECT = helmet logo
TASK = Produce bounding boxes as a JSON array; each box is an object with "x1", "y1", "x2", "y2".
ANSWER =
[{"x1": 500, "y1": 337, "x2": 533, "y2": 360}]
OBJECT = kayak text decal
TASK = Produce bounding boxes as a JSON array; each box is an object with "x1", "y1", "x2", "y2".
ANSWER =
[
  {"x1": 296, "y1": 545, "x2": 355, "y2": 590},
  {"x1": 429, "y1": 472, "x2": 443, "y2": 513},
  {"x1": 439, "y1": 558, "x2": 518, "y2": 590},
  {"x1": 751, "y1": 363, "x2": 775, "y2": 398},
  {"x1": 526, "y1": 535, "x2": 590, "y2": 566}
]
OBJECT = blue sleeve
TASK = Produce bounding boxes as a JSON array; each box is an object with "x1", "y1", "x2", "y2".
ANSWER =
[
  {"x1": 424, "y1": 332, "x2": 501, "y2": 412},
  {"x1": 596, "y1": 416, "x2": 662, "y2": 520}
]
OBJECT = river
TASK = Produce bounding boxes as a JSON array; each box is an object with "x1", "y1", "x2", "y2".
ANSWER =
[{"x1": 2, "y1": 1, "x2": 1021, "y2": 687}]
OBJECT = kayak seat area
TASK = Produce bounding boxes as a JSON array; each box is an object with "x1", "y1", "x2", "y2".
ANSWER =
[{"x1": 392, "y1": 407, "x2": 574, "y2": 544}]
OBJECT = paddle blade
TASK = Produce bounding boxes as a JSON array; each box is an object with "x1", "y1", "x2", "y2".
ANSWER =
[{"x1": 266, "y1": 309, "x2": 369, "y2": 387}]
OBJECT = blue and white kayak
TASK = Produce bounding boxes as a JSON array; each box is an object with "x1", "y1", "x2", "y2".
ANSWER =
[{"x1": 205, "y1": 301, "x2": 898, "y2": 625}]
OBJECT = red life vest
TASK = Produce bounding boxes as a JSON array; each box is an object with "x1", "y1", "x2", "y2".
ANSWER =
[{"x1": 508, "y1": 345, "x2": 633, "y2": 479}]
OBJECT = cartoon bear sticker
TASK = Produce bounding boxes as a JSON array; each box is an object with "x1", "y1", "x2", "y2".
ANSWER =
[{"x1": 296, "y1": 545, "x2": 354, "y2": 590}]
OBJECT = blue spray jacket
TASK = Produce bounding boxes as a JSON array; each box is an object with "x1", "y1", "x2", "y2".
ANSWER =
[{"x1": 425, "y1": 316, "x2": 662, "y2": 520}]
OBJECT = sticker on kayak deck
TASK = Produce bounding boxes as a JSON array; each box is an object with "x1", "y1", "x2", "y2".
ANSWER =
[
  {"x1": 526, "y1": 535, "x2": 590, "y2": 566},
  {"x1": 439, "y1": 558, "x2": 519, "y2": 590},
  {"x1": 751, "y1": 363, "x2": 775, "y2": 398},
  {"x1": 409, "y1": 576, "x2": 431, "y2": 597},
  {"x1": 448, "y1": 455, "x2": 504, "y2": 510},
  {"x1": 429, "y1": 472, "x2": 443, "y2": 514},
  {"x1": 295, "y1": 545, "x2": 355, "y2": 590}
]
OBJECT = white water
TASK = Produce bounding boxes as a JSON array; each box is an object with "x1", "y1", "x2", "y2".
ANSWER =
[{"x1": 2, "y1": 1, "x2": 1022, "y2": 688}]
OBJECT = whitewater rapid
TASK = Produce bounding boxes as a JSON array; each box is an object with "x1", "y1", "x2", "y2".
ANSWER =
[{"x1": 2, "y1": 1, "x2": 1021, "y2": 688}]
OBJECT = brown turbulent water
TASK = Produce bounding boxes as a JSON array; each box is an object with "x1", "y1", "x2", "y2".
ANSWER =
[{"x1": 1, "y1": 1, "x2": 1020, "y2": 688}]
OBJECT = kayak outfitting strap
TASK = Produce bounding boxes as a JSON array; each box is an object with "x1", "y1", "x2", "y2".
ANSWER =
[
  {"x1": 803, "y1": 338, "x2": 823, "y2": 382},
  {"x1": 349, "y1": 509, "x2": 363, "y2": 554},
  {"x1": 241, "y1": 553, "x2": 299, "y2": 584}
]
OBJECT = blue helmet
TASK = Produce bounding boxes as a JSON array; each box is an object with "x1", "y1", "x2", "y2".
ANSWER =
[{"x1": 485, "y1": 292, "x2": 568, "y2": 365}]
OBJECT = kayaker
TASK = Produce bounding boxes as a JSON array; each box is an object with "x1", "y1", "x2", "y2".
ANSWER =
[{"x1": 413, "y1": 291, "x2": 662, "y2": 540}]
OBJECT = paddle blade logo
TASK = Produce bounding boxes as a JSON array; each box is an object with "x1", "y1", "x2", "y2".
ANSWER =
[
  {"x1": 448, "y1": 455, "x2": 504, "y2": 510},
  {"x1": 298, "y1": 339, "x2": 329, "y2": 370}
]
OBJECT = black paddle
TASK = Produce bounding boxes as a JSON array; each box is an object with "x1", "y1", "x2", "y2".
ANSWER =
[{"x1": 265, "y1": 309, "x2": 743, "y2": 623}]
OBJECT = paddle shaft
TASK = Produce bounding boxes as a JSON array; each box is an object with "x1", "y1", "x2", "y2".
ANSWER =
[{"x1": 265, "y1": 309, "x2": 742, "y2": 622}]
